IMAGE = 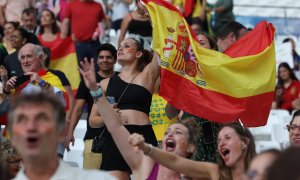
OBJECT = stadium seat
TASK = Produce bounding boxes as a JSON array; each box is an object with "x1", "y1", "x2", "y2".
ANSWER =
[
  {"x1": 255, "y1": 141, "x2": 281, "y2": 153},
  {"x1": 63, "y1": 138, "x2": 85, "y2": 168},
  {"x1": 74, "y1": 119, "x2": 87, "y2": 139},
  {"x1": 270, "y1": 109, "x2": 291, "y2": 125},
  {"x1": 250, "y1": 115, "x2": 281, "y2": 153},
  {"x1": 272, "y1": 123, "x2": 290, "y2": 150}
]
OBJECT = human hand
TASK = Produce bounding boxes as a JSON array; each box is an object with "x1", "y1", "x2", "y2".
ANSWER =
[
  {"x1": 25, "y1": 72, "x2": 42, "y2": 84},
  {"x1": 128, "y1": 133, "x2": 146, "y2": 153},
  {"x1": 78, "y1": 58, "x2": 98, "y2": 91},
  {"x1": 65, "y1": 131, "x2": 75, "y2": 152},
  {"x1": 5, "y1": 76, "x2": 17, "y2": 91}
]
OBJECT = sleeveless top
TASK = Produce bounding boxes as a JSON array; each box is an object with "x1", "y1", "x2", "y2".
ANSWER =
[
  {"x1": 127, "y1": 13, "x2": 152, "y2": 37},
  {"x1": 106, "y1": 75, "x2": 152, "y2": 115},
  {"x1": 147, "y1": 163, "x2": 159, "y2": 180}
]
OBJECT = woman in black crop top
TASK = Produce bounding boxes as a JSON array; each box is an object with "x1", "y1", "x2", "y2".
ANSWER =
[
  {"x1": 87, "y1": 37, "x2": 160, "y2": 179},
  {"x1": 118, "y1": 0, "x2": 152, "y2": 50}
]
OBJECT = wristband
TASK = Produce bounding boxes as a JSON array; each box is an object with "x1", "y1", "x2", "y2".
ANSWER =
[
  {"x1": 3, "y1": 88, "x2": 10, "y2": 94},
  {"x1": 38, "y1": 80, "x2": 47, "y2": 87},
  {"x1": 90, "y1": 88, "x2": 103, "y2": 102},
  {"x1": 144, "y1": 144, "x2": 154, "y2": 156}
]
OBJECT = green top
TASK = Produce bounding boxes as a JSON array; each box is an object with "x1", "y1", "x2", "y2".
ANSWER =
[
  {"x1": 213, "y1": 0, "x2": 235, "y2": 31},
  {"x1": 181, "y1": 112, "x2": 220, "y2": 163}
]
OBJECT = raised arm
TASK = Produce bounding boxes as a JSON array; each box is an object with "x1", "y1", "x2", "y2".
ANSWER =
[
  {"x1": 61, "y1": 18, "x2": 70, "y2": 39},
  {"x1": 140, "y1": 53, "x2": 160, "y2": 91},
  {"x1": 78, "y1": 58, "x2": 147, "y2": 171},
  {"x1": 129, "y1": 133, "x2": 219, "y2": 180},
  {"x1": 118, "y1": 14, "x2": 131, "y2": 47}
]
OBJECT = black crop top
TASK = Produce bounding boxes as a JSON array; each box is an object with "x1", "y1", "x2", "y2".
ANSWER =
[
  {"x1": 106, "y1": 75, "x2": 152, "y2": 115},
  {"x1": 127, "y1": 14, "x2": 152, "y2": 37}
]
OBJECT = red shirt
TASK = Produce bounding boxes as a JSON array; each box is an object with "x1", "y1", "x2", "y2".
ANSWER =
[
  {"x1": 280, "y1": 80, "x2": 300, "y2": 111},
  {"x1": 65, "y1": 1, "x2": 105, "y2": 42},
  {"x1": 38, "y1": 33, "x2": 62, "y2": 51}
]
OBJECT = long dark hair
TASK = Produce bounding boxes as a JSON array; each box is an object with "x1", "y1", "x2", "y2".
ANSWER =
[
  {"x1": 39, "y1": 9, "x2": 59, "y2": 35},
  {"x1": 129, "y1": 38, "x2": 153, "y2": 71},
  {"x1": 217, "y1": 122, "x2": 256, "y2": 180},
  {"x1": 277, "y1": 62, "x2": 298, "y2": 87}
]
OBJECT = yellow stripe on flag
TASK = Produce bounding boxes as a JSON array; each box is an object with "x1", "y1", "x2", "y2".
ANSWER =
[{"x1": 49, "y1": 53, "x2": 80, "y2": 90}]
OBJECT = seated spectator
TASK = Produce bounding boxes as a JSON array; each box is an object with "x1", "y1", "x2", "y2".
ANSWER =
[
  {"x1": 4, "y1": 44, "x2": 65, "y2": 105},
  {"x1": 129, "y1": 122, "x2": 256, "y2": 180},
  {"x1": 9, "y1": 93, "x2": 116, "y2": 180},
  {"x1": 21, "y1": 8, "x2": 38, "y2": 34},
  {"x1": 216, "y1": 21, "x2": 247, "y2": 52},
  {"x1": 2, "y1": 22, "x2": 19, "y2": 54},
  {"x1": 287, "y1": 110, "x2": 300, "y2": 147},
  {"x1": 283, "y1": 37, "x2": 300, "y2": 71},
  {"x1": 246, "y1": 149, "x2": 281, "y2": 180},
  {"x1": 274, "y1": 62, "x2": 300, "y2": 112},
  {"x1": 3, "y1": 28, "x2": 40, "y2": 79},
  {"x1": 267, "y1": 147, "x2": 300, "y2": 180}
]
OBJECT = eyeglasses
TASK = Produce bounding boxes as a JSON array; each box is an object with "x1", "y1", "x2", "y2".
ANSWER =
[{"x1": 287, "y1": 124, "x2": 300, "y2": 132}]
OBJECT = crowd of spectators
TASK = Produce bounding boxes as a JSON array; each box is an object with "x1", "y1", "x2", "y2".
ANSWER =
[{"x1": 0, "y1": 0, "x2": 299, "y2": 180}]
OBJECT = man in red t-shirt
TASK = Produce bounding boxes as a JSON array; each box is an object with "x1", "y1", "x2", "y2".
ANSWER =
[{"x1": 61, "y1": 0, "x2": 108, "y2": 65}]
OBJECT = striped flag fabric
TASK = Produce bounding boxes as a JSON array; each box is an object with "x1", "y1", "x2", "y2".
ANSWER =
[
  {"x1": 143, "y1": 0, "x2": 276, "y2": 127},
  {"x1": 46, "y1": 36, "x2": 80, "y2": 91}
]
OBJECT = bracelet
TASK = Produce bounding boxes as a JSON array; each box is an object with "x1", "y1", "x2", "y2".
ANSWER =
[
  {"x1": 3, "y1": 88, "x2": 10, "y2": 94},
  {"x1": 90, "y1": 88, "x2": 103, "y2": 103},
  {"x1": 38, "y1": 80, "x2": 47, "y2": 87},
  {"x1": 144, "y1": 144, "x2": 154, "y2": 156}
]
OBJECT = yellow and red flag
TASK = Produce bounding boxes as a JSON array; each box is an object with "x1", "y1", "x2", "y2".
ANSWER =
[
  {"x1": 143, "y1": 0, "x2": 276, "y2": 127},
  {"x1": 45, "y1": 37, "x2": 80, "y2": 91}
]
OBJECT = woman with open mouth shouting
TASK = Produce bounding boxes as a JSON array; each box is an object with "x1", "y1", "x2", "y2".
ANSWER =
[
  {"x1": 79, "y1": 57, "x2": 203, "y2": 179},
  {"x1": 129, "y1": 122, "x2": 256, "y2": 180}
]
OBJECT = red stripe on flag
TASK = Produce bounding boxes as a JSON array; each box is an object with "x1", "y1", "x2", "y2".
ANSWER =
[
  {"x1": 143, "y1": 0, "x2": 181, "y2": 13},
  {"x1": 225, "y1": 21, "x2": 275, "y2": 57},
  {"x1": 160, "y1": 69, "x2": 274, "y2": 127},
  {"x1": 50, "y1": 37, "x2": 76, "y2": 60}
]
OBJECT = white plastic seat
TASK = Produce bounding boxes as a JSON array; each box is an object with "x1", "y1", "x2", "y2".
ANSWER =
[
  {"x1": 63, "y1": 138, "x2": 85, "y2": 168},
  {"x1": 255, "y1": 141, "x2": 281, "y2": 153},
  {"x1": 272, "y1": 123, "x2": 290, "y2": 150},
  {"x1": 74, "y1": 120, "x2": 87, "y2": 139},
  {"x1": 270, "y1": 109, "x2": 291, "y2": 125}
]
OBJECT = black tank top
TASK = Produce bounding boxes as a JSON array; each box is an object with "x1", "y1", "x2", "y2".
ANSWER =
[
  {"x1": 127, "y1": 16, "x2": 152, "y2": 37},
  {"x1": 106, "y1": 75, "x2": 152, "y2": 115}
]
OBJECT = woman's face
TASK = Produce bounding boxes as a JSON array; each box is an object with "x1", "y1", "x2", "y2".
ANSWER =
[
  {"x1": 288, "y1": 116, "x2": 300, "y2": 146},
  {"x1": 197, "y1": 34, "x2": 211, "y2": 49},
  {"x1": 10, "y1": 30, "x2": 25, "y2": 49},
  {"x1": 40, "y1": 10, "x2": 54, "y2": 26},
  {"x1": 217, "y1": 126, "x2": 247, "y2": 168},
  {"x1": 117, "y1": 38, "x2": 141, "y2": 64},
  {"x1": 4, "y1": 23, "x2": 16, "y2": 37},
  {"x1": 278, "y1": 66, "x2": 290, "y2": 81},
  {"x1": 162, "y1": 123, "x2": 192, "y2": 157}
]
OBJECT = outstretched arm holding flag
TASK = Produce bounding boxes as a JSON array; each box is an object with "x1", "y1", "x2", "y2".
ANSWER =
[{"x1": 142, "y1": 0, "x2": 276, "y2": 127}]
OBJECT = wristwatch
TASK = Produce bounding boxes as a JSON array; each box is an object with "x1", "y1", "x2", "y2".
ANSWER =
[{"x1": 90, "y1": 88, "x2": 103, "y2": 102}]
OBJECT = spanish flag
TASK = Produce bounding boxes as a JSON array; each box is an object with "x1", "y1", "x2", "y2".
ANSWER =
[
  {"x1": 143, "y1": 0, "x2": 276, "y2": 127},
  {"x1": 44, "y1": 36, "x2": 80, "y2": 91}
]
